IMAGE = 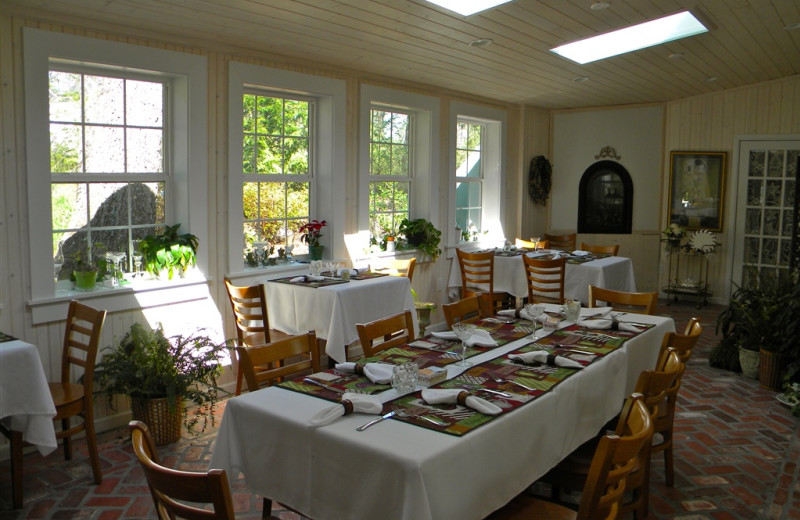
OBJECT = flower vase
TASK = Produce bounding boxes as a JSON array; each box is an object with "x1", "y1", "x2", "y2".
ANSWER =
[{"x1": 309, "y1": 245, "x2": 323, "y2": 260}]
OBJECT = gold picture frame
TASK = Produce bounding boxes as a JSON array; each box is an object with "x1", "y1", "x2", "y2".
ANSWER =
[{"x1": 668, "y1": 151, "x2": 727, "y2": 232}]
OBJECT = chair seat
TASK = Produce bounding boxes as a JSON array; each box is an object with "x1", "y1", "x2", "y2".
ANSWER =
[
  {"x1": 48, "y1": 382, "x2": 85, "y2": 413},
  {"x1": 486, "y1": 495, "x2": 577, "y2": 520}
]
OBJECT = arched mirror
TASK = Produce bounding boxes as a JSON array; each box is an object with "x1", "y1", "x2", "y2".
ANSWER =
[{"x1": 577, "y1": 160, "x2": 633, "y2": 234}]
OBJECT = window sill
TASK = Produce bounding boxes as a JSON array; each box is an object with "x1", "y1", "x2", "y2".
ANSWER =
[{"x1": 28, "y1": 274, "x2": 212, "y2": 325}]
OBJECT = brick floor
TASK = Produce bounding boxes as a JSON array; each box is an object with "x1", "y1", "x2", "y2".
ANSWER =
[{"x1": 1, "y1": 300, "x2": 798, "y2": 519}]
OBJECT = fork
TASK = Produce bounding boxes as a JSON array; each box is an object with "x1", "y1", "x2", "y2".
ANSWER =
[
  {"x1": 392, "y1": 406, "x2": 448, "y2": 426},
  {"x1": 488, "y1": 373, "x2": 535, "y2": 392}
]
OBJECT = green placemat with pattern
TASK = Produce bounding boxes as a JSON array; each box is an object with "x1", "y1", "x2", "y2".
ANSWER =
[{"x1": 350, "y1": 272, "x2": 389, "y2": 280}]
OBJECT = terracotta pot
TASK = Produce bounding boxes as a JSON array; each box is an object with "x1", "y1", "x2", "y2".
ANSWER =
[{"x1": 759, "y1": 348, "x2": 784, "y2": 391}]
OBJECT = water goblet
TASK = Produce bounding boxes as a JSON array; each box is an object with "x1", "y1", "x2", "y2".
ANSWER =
[
  {"x1": 452, "y1": 322, "x2": 477, "y2": 367},
  {"x1": 524, "y1": 303, "x2": 546, "y2": 339},
  {"x1": 531, "y1": 236, "x2": 541, "y2": 250}
]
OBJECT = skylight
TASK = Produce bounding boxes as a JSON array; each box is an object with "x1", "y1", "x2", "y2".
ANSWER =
[
  {"x1": 551, "y1": 11, "x2": 708, "y2": 64},
  {"x1": 425, "y1": 0, "x2": 513, "y2": 16}
]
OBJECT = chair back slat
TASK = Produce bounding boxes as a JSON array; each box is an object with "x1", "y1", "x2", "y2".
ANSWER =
[
  {"x1": 522, "y1": 255, "x2": 566, "y2": 304},
  {"x1": 224, "y1": 278, "x2": 271, "y2": 346},
  {"x1": 588, "y1": 285, "x2": 658, "y2": 315},
  {"x1": 236, "y1": 332, "x2": 320, "y2": 393},
  {"x1": 456, "y1": 249, "x2": 494, "y2": 300},
  {"x1": 356, "y1": 310, "x2": 415, "y2": 357},
  {"x1": 544, "y1": 232, "x2": 576, "y2": 252},
  {"x1": 443, "y1": 295, "x2": 490, "y2": 328},
  {"x1": 580, "y1": 242, "x2": 620, "y2": 256},
  {"x1": 60, "y1": 300, "x2": 106, "y2": 388}
]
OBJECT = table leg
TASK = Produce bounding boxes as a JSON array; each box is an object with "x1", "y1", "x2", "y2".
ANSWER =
[{"x1": 10, "y1": 430, "x2": 23, "y2": 508}]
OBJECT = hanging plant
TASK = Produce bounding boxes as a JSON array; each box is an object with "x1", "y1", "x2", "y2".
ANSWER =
[{"x1": 528, "y1": 155, "x2": 552, "y2": 206}]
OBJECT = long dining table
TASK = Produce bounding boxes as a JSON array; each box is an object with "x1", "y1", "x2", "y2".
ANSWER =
[
  {"x1": 210, "y1": 309, "x2": 674, "y2": 520},
  {"x1": 447, "y1": 248, "x2": 637, "y2": 305},
  {"x1": 263, "y1": 272, "x2": 418, "y2": 364}
]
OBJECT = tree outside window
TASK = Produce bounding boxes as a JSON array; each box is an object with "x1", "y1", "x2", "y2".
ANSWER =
[
  {"x1": 369, "y1": 108, "x2": 410, "y2": 240},
  {"x1": 455, "y1": 120, "x2": 483, "y2": 235},
  {"x1": 242, "y1": 92, "x2": 311, "y2": 260},
  {"x1": 49, "y1": 69, "x2": 166, "y2": 279}
]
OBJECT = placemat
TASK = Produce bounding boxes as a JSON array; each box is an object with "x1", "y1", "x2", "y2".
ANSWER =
[
  {"x1": 270, "y1": 276, "x2": 350, "y2": 288},
  {"x1": 0, "y1": 331, "x2": 18, "y2": 343},
  {"x1": 350, "y1": 272, "x2": 389, "y2": 280}
]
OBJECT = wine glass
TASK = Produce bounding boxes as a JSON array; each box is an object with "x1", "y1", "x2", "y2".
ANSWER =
[
  {"x1": 531, "y1": 236, "x2": 541, "y2": 250},
  {"x1": 452, "y1": 322, "x2": 477, "y2": 367},
  {"x1": 524, "y1": 303, "x2": 546, "y2": 340}
]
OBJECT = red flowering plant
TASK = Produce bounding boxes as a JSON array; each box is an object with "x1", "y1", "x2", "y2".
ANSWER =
[{"x1": 299, "y1": 219, "x2": 327, "y2": 247}]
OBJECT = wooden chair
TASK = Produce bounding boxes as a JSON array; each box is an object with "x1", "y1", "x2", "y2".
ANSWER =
[
  {"x1": 540, "y1": 353, "x2": 682, "y2": 519},
  {"x1": 443, "y1": 295, "x2": 490, "y2": 328},
  {"x1": 224, "y1": 277, "x2": 291, "y2": 395},
  {"x1": 129, "y1": 420, "x2": 237, "y2": 519},
  {"x1": 356, "y1": 310, "x2": 415, "y2": 357},
  {"x1": 0, "y1": 300, "x2": 106, "y2": 507},
  {"x1": 236, "y1": 332, "x2": 321, "y2": 393},
  {"x1": 522, "y1": 255, "x2": 566, "y2": 305},
  {"x1": 487, "y1": 393, "x2": 653, "y2": 520},
  {"x1": 456, "y1": 248, "x2": 513, "y2": 312},
  {"x1": 531, "y1": 238, "x2": 550, "y2": 249},
  {"x1": 544, "y1": 232, "x2": 576, "y2": 252},
  {"x1": 514, "y1": 238, "x2": 538, "y2": 250},
  {"x1": 656, "y1": 318, "x2": 703, "y2": 367},
  {"x1": 588, "y1": 285, "x2": 658, "y2": 315},
  {"x1": 372, "y1": 257, "x2": 416, "y2": 282},
  {"x1": 580, "y1": 242, "x2": 620, "y2": 256}
]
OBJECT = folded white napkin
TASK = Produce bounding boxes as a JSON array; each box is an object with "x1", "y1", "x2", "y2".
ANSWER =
[
  {"x1": 498, "y1": 309, "x2": 546, "y2": 322},
  {"x1": 525, "y1": 251, "x2": 552, "y2": 258},
  {"x1": 580, "y1": 307, "x2": 613, "y2": 319},
  {"x1": 580, "y1": 319, "x2": 645, "y2": 333},
  {"x1": 431, "y1": 330, "x2": 458, "y2": 340},
  {"x1": 335, "y1": 362, "x2": 395, "y2": 384},
  {"x1": 289, "y1": 275, "x2": 325, "y2": 283},
  {"x1": 509, "y1": 351, "x2": 583, "y2": 369},
  {"x1": 466, "y1": 329, "x2": 497, "y2": 347},
  {"x1": 308, "y1": 392, "x2": 384, "y2": 427},
  {"x1": 421, "y1": 388, "x2": 502, "y2": 415},
  {"x1": 572, "y1": 250, "x2": 590, "y2": 256}
]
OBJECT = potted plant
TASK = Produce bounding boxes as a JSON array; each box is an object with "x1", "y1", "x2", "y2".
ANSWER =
[
  {"x1": 299, "y1": 219, "x2": 326, "y2": 260},
  {"x1": 71, "y1": 243, "x2": 108, "y2": 291},
  {"x1": 95, "y1": 323, "x2": 227, "y2": 445},
  {"x1": 138, "y1": 223, "x2": 198, "y2": 280},
  {"x1": 398, "y1": 218, "x2": 442, "y2": 260},
  {"x1": 661, "y1": 223, "x2": 685, "y2": 249}
]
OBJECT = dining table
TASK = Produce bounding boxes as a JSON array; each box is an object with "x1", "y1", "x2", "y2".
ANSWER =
[
  {"x1": 263, "y1": 272, "x2": 418, "y2": 364},
  {"x1": 210, "y1": 308, "x2": 674, "y2": 520},
  {"x1": 0, "y1": 336, "x2": 57, "y2": 508},
  {"x1": 447, "y1": 248, "x2": 637, "y2": 305}
]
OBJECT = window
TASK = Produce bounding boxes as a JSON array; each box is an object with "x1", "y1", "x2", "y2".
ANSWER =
[
  {"x1": 24, "y1": 28, "x2": 208, "y2": 317},
  {"x1": 242, "y1": 91, "x2": 312, "y2": 260},
  {"x1": 369, "y1": 108, "x2": 411, "y2": 239},
  {"x1": 455, "y1": 120, "x2": 484, "y2": 235},
  {"x1": 49, "y1": 69, "x2": 167, "y2": 280}
]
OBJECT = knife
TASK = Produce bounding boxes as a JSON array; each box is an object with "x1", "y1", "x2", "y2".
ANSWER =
[
  {"x1": 356, "y1": 411, "x2": 396, "y2": 431},
  {"x1": 480, "y1": 388, "x2": 513, "y2": 398},
  {"x1": 303, "y1": 377, "x2": 344, "y2": 394}
]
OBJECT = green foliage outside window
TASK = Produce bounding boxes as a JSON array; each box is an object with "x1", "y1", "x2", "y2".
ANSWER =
[{"x1": 369, "y1": 109, "x2": 410, "y2": 240}]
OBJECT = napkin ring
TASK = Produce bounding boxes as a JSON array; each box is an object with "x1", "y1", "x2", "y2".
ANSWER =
[
  {"x1": 353, "y1": 363, "x2": 366, "y2": 376},
  {"x1": 546, "y1": 353, "x2": 558, "y2": 366},
  {"x1": 456, "y1": 391, "x2": 469, "y2": 406},
  {"x1": 340, "y1": 399, "x2": 354, "y2": 415}
]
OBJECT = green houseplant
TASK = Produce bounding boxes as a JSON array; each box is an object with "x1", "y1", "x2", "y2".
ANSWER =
[
  {"x1": 94, "y1": 323, "x2": 227, "y2": 444},
  {"x1": 398, "y1": 218, "x2": 442, "y2": 260},
  {"x1": 71, "y1": 243, "x2": 109, "y2": 291},
  {"x1": 138, "y1": 223, "x2": 198, "y2": 280}
]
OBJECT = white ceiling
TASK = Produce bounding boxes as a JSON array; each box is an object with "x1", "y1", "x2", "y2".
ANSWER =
[{"x1": 5, "y1": 0, "x2": 800, "y2": 108}]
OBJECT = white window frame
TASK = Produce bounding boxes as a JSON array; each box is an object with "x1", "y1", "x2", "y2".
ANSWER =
[
  {"x1": 447, "y1": 102, "x2": 506, "y2": 252},
  {"x1": 227, "y1": 63, "x2": 346, "y2": 275},
  {"x1": 454, "y1": 118, "x2": 485, "y2": 236},
  {"x1": 357, "y1": 85, "x2": 440, "y2": 257},
  {"x1": 24, "y1": 28, "x2": 208, "y2": 323}
]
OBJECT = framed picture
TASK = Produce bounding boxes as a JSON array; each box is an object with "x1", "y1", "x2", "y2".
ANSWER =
[{"x1": 668, "y1": 151, "x2": 727, "y2": 231}]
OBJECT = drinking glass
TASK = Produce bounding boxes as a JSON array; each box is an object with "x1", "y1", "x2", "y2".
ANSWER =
[
  {"x1": 452, "y1": 322, "x2": 477, "y2": 367},
  {"x1": 391, "y1": 362, "x2": 419, "y2": 394},
  {"x1": 531, "y1": 236, "x2": 541, "y2": 250},
  {"x1": 542, "y1": 316, "x2": 560, "y2": 336},
  {"x1": 564, "y1": 299, "x2": 581, "y2": 322},
  {"x1": 524, "y1": 303, "x2": 546, "y2": 339}
]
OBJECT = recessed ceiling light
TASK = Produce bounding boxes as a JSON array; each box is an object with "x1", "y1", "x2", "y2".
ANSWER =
[
  {"x1": 705, "y1": 76, "x2": 718, "y2": 82},
  {"x1": 425, "y1": 0, "x2": 513, "y2": 16},
  {"x1": 469, "y1": 38, "x2": 493, "y2": 48},
  {"x1": 785, "y1": 22, "x2": 800, "y2": 31},
  {"x1": 573, "y1": 76, "x2": 590, "y2": 83},
  {"x1": 590, "y1": 2, "x2": 611, "y2": 10},
  {"x1": 551, "y1": 10, "x2": 708, "y2": 64},
  {"x1": 668, "y1": 53, "x2": 684, "y2": 59}
]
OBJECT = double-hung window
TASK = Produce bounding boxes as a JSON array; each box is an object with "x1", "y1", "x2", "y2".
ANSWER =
[
  {"x1": 49, "y1": 69, "x2": 167, "y2": 278},
  {"x1": 455, "y1": 120, "x2": 484, "y2": 236},
  {"x1": 368, "y1": 107, "x2": 411, "y2": 239},
  {"x1": 242, "y1": 91, "x2": 312, "y2": 259}
]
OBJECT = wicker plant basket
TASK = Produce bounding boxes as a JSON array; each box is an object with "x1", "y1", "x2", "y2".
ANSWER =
[
  {"x1": 759, "y1": 349, "x2": 784, "y2": 391},
  {"x1": 131, "y1": 396, "x2": 183, "y2": 445}
]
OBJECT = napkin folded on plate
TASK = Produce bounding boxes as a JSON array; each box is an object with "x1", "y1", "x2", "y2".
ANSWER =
[
  {"x1": 431, "y1": 330, "x2": 458, "y2": 340},
  {"x1": 580, "y1": 319, "x2": 645, "y2": 333},
  {"x1": 431, "y1": 329, "x2": 497, "y2": 347},
  {"x1": 289, "y1": 275, "x2": 325, "y2": 283},
  {"x1": 308, "y1": 392, "x2": 383, "y2": 427},
  {"x1": 571, "y1": 250, "x2": 590, "y2": 256},
  {"x1": 498, "y1": 309, "x2": 546, "y2": 322},
  {"x1": 525, "y1": 251, "x2": 552, "y2": 259},
  {"x1": 421, "y1": 388, "x2": 502, "y2": 415},
  {"x1": 337, "y1": 267, "x2": 369, "y2": 277},
  {"x1": 335, "y1": 362, "x2": 394, "y2": 384},
  {"x1": 509, "y1": 351, "x2": 584, "y2": 368}
]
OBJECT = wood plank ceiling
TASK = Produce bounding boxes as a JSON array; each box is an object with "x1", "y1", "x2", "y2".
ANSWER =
[{"x1": 4, "y1": 0, "x2": 800, "y2": 109}]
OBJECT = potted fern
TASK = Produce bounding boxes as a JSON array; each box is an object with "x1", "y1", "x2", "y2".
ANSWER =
[
  {"x1": 138, "y1": 223, "x2": 198, "y2": 280},
  {"x1": 94, "y1": 323, "x2": 227, "y2": 444}
]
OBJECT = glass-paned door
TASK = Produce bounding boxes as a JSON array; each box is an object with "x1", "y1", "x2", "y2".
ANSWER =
[{"x1": 732, "y1": 140, "x2": 800, "y2": 288}]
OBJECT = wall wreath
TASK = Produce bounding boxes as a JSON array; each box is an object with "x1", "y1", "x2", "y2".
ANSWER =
[{"x1": 528, "y1": 155, "x2": 552, "y2": 206}]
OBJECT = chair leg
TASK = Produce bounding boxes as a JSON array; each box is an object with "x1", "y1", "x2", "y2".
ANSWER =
[
  {"x1": 235, "y1": 368, "x2": 243, "y2": 396},
  {"x1": 10, "y1": 430, "x2": 23, "y2": 508},
  {"x1": 83, "y1": 409, "x2": 103, "y2": 484},
  {"x1": 664, "y1": 445, "x2": 674, "y2": 487},
  {"x1": 61, "y1": 418, "x2": 73, "y2": 460},
  {"x1": 261, "y1": 497, "x2": 273, "y2": 519}
]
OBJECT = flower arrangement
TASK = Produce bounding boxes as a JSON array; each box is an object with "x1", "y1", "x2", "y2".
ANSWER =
[
  {"x1": 662, "y1": 223, "x2": 685, "y2": 242},
  {"x1": 299, "y1": 219, "x2": 327, "y2": 247}
]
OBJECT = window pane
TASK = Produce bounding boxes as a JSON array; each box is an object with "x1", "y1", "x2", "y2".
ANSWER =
[
  {"x1": 49, "y1": 71, "x2": 82, "y2": 122},
  {"x1": 85, "y1": 126, "x2": 125, "y2": 173},
  {"x1": 284, "y1": 99, "x2": 308, "y2": 137},
  {"x1": 127, "y1": 128, "x2": 163, "y2": 173},
  {"x1": 126, "y1": 80, "x2": 163, "y2": 127},
  {"x1": 50, "y1": 124, "x2": 82, "y2": 173},
  {"x1": 285, "y1": 137, "x2": 309, "y2": 174},
  {"x1": 84, "y1": 75, "x2": 124, "y2": 125}
]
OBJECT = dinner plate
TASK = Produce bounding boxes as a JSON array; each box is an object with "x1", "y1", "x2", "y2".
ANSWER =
[{"x1": 776, "y1": 393, "x2": 798, "y2": 407}]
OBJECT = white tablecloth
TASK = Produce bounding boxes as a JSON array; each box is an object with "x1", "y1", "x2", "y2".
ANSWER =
[
  {"x1": 0, "y1": 340, "x2": 57, "y2": 455},
  {"x1": 264, "y1": 275, "x2": 417, "y2": 363},
  {"x1": 210, "y1": 313, "x2": 674, "y2": 520},
  {"x1": 447, "y1": 252, "x2": 637, "y2": 304}
]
